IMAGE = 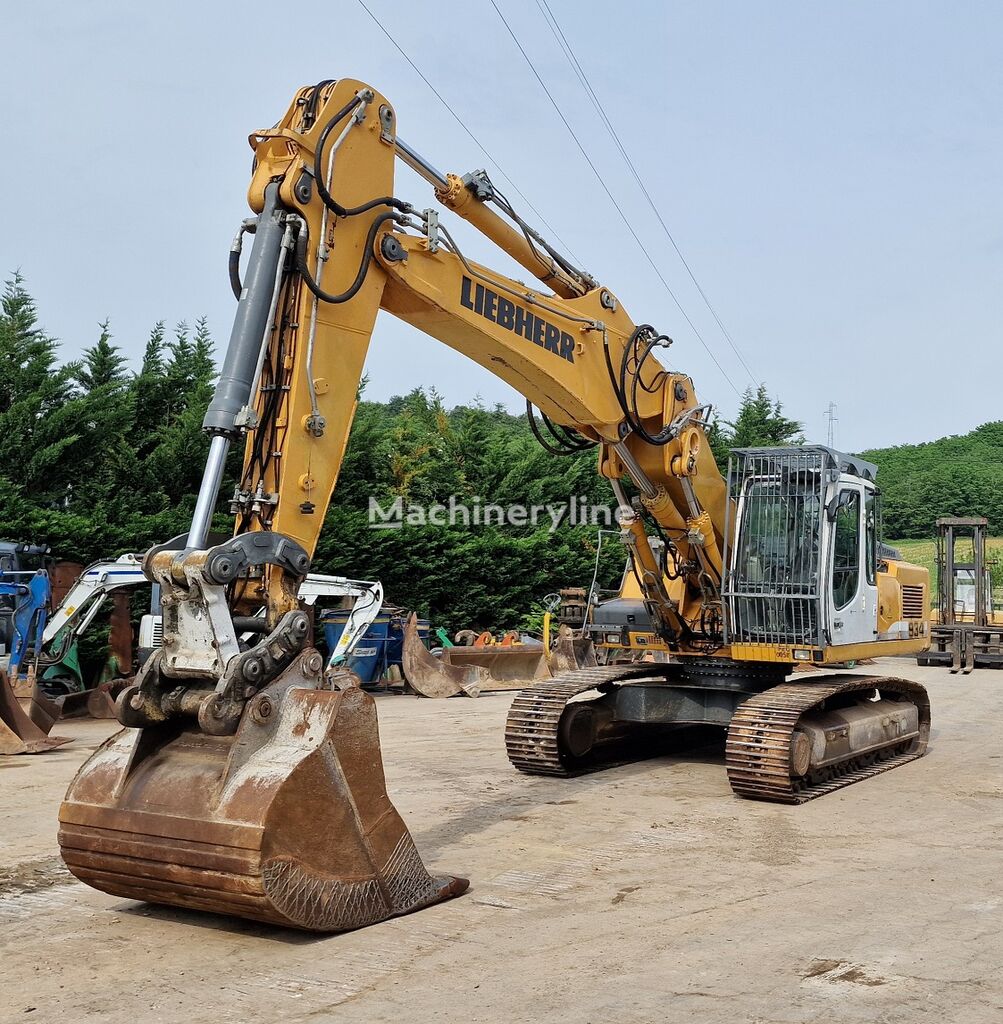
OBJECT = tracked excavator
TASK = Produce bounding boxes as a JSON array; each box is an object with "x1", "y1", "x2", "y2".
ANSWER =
[{"x1": 59, "y1": 79, "x2": 932, "y2": 933}]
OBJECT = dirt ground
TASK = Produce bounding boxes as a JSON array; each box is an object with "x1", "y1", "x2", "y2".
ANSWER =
[{"x1": 1, "y1": 658, "x2": 1000, "y2": 1024}]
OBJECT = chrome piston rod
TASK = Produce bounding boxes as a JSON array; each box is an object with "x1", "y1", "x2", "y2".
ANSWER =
[
  {"x1": 395, "y1": 137, "x2": 449, "y2": 191},
  {"x1": 188, "y1": 435, "x2": 231, "y2": 550}
]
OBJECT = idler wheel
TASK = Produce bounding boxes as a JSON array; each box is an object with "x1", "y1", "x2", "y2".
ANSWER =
[{"x1": 790, "y1": 729, "x2": 812, "y2": 777}]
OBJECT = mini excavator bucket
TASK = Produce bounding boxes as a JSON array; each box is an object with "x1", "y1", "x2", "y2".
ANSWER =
[
  {"x1": 59, "y1": 654, "x2": 467, "y2": 931},
  {"x1": 27, "y1": 681, "x2": 123, "y2": 734},
  {"x1": 0, "y1": 671, "x2": 71, "y2": 755},
  {"x1": 26, "y1": 684, "x2": 62, "y2": 734},
  {"x1": 55, "y1": 682, "x2": 124, "y2": 720}
]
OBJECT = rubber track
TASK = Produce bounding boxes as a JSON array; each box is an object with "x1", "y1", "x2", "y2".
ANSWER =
[
  {"x1": 505, "y1": 664, "x2": 674, "y2": 776},
  {"x1": 725, "y1": 675, "x2": 931, "y2": 803}
]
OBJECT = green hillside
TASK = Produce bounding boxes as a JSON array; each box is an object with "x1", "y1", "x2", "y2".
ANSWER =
[
  {"x1": 889, "y1": 536, "x2": 1003, "y2": 595},
  {"x1": 862, "y1": 422, "x2": 1003, "y2": 539}
]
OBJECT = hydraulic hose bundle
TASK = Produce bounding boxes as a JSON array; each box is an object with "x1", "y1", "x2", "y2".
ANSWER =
[{"x1": 526, "y1": 400, "x2": 597, "y2": 457}]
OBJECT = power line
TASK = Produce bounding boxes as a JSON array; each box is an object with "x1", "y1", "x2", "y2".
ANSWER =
[
  {"x1": 488, "y1": 0, "x2": 742, "y2": 397},
  {"x1": 535, "y1": 0, "x2": 758, "y2": 387},
  {"x1": 354, "y1": 0, "x2": 582, "y2": 264}
]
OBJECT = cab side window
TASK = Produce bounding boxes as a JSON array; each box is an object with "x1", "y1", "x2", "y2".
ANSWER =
[
  {"x1": 865, "y1": 492, "x2": 877, "y2": 586},
  {"x1": 832, "y1": 490, "x2": 861, "y2": 609}
]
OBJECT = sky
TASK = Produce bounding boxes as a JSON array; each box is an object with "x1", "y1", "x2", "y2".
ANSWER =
[{"x1": 3, "y1": 1, "x2": 1001, "y2": 452}]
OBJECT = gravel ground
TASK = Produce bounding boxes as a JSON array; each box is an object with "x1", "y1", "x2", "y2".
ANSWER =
[{"x1": 0, "y1": 658, "x2": 1000, "y2": 1024}]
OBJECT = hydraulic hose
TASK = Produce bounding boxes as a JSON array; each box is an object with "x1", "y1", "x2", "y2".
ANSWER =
[
  {"x1": 525, "y1": 401, "x2": 594, "y2": 457},
  {"x1": 314, "y1": 98, "x2": 411, "y2": 219},
  {"x1": 228, "y1": 249, "x2": 242, "y2": 300},
  {"x1": 617, "y1": 325, "x2": 674, "y2": 447},
  {"x1": 294, "y1": 211, "x2": 397, "y2": 305}
]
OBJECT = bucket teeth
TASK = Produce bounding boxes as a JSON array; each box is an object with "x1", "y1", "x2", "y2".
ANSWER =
[{"x1": 58, "y1": 663, "x2": 467, "y2": 931}]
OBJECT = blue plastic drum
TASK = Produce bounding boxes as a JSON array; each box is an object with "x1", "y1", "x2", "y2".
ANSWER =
[
  {"x1": 384, "y1": 616, "x2": 431, "y2": 668},
  {"x1": 345, "y1": 614, "x2": 391, "y2": 684},
  {"x1": 319, "y1": 609, "x2": 351, "y2": 655}
]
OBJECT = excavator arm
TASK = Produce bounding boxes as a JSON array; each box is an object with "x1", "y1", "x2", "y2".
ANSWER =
[{"x1": 211, "y1": 79, "x2": 727, "y2": 653}]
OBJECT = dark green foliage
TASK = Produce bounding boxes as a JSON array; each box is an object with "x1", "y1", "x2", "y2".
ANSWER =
[
  {"x1": 863, "y1": 423, "x2": 1003, "y2": 538},
  {"x1": 0, "y1": 273, "x2": 84, "y2": 506},
  {"x1": 708, "y1": 384, "x2": 805, "y2": 470},
  {"x1": 0, "y1": 274, "x2": 224, "y2": 561},
  {"x1": 12, "y1": 270, "x2": 979, "y2": 633},
  {"x1": 76, "y1": 319, "x2": 127, "y2": 390}
]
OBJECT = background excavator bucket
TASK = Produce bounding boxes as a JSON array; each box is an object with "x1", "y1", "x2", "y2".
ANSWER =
[
  {"x1": 403, "y1": 616, "x2": 554, "y2": 697},
  {"x1": 440, "y1": 643, "x2": 550, "y2": 686},
  {"x1": 26, "y1": 681, "x2": 124, "y2": 734},
  {"x1": 58, "y1": 681, "x2": 125, "y2": 721},
  {"x1": 549, "y1": 627, "x2": 598, "y2": 674},
  {"x1": 58, "y1": 658, "x2": 466, "y2": 931},
  {"x1": 26, "y1": 685, "x2": 62, "y2": 735},
  {"x1": 0, "y1": 671, "x2": 71, "y2": 755},
  {"x1": 402, "y1": 614, "x2": 487, "y2": 698}
]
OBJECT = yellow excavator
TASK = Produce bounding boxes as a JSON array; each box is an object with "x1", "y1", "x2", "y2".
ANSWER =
[{"x1": 59, "y1": 79, "x2": 932, "y2": 932}]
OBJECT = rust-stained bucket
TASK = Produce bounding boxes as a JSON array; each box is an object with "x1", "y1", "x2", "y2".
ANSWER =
[
  {"x1": 58, "y1": 657, "x2": 467, "y2": 931},
  {"x1": 401, "y1": 614, "x2": 486, "y2": 698},
  {"x1": 0, "y1": 671, "x2": 71, "y2": 755},
  {"x1": 402, "y1": 616, "x2": 555, "y2": 697},
  {"x1": 549, "y1": 626, "x2": 598, "y2": 674}
]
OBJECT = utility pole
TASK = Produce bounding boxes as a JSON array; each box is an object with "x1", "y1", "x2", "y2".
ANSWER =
[{"x1": 824, "y1": 402, "x2": 838, "y2": 448}]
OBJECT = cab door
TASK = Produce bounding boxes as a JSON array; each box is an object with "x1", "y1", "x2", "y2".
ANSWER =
[{"x1": 825, "y1": 481, "x2": 878, "y2": 647}]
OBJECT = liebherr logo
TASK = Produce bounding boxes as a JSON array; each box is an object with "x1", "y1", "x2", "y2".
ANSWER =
[{"x1": 460, "y1": 276, "x2": 575, "y2": 363}]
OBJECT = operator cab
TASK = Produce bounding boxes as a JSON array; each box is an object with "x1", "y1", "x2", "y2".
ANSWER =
[{"x1": 724, "y1": 446, "x2": 880, "y2": 654}]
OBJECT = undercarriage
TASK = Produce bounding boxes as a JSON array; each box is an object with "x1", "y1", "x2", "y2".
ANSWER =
[{"x1": 505, "y1": 661, "x2": 930, "y2": 799}]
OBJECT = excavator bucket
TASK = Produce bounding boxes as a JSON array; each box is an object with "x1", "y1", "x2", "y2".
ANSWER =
[
  {"x1": 440, "y1": 643, "x2": 550, "y2": 686},
  {"x1": 54, "y1": 681, "x2": 126, "y2": 721},
  {"x1": 402, "y1": 616, "x2": 563, "y2": 697},
  {"x1": 26, "y1": 684, "x2": 62, "y2": 734},
  {"x1": 26, "y1": 682, "x2": 121, "y2": 733},
  {"x1": 550, "y1": 625, "x2": 598, "y2": 674},
  {"x1": 86, "y1": 682, "x2": 124, "y2": 719},
  {"x1": 0, "y1": 671, "x2": 71, "y2": 755},
  {"x1": 58, "y1": 662, "x2": 467, "y2": 931},
  {"x1": 402, "y1": 614, "x2": 486, "y2": 698}
]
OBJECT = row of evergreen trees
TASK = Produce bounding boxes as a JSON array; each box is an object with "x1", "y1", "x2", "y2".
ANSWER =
[
  {"x1": 13, "y1": 270, "x2": 994, "y2": 629},
  {"x1": 0, "y1": 274, "x2": 219, "y2": 562}
]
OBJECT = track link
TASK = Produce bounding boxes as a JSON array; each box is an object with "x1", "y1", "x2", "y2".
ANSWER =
[
  {"x1": 504, "y1": 664, "x2": 673, "y2": 776},
  {"x1": 726, "y1": 675, "x2": 931, "y2": 803}
]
